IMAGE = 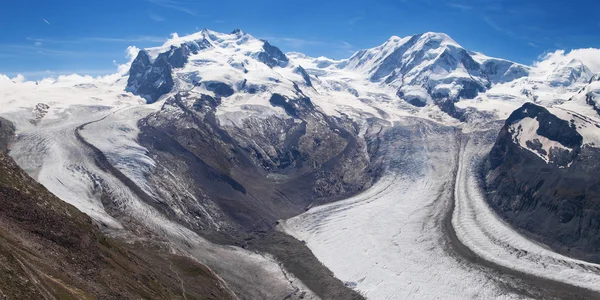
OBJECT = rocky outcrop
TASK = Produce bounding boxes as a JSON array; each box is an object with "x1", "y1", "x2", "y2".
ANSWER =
[
  {"x1": 485, "y1": 103, "x2": 600, "y2": 263},
  {"x1": 126, "y1": 50, "x2": 175, "y2": 104},
  {"x1": 0, "y1": 117, "x2": 14, "y2": 153},
  {"x1": 258, "y1": 40, "x2": 289, "y2": 68},
  {"x1": 583, "y1": 75, "x2": 600, "y2": 115},
  {"x1": 295, "y1": 66, "x2": 313, "y2": 87},
  {"x1": 205, "y1": 81, "x2": 234, "y2": 97}
]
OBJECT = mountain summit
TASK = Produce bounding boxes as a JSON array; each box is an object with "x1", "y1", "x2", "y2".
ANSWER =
[{"x1": 124, "y1": 29, "x2": 539, "y2": 119}]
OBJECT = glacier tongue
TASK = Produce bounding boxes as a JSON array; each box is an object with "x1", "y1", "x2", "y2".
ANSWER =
[
  {"x1": 281, "y1": 120, "x2": 520, "y2": 299},
  {"x1": 283, "y1": 118, "x2": 600, "y2": 299}
]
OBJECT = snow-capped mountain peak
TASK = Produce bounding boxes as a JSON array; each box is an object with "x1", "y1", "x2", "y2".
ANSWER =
[
  {"x1": 126, "y1": 28, "x2": 295, "y2": 103},
  {"x1": 546, "y1": 58, "x2": 594, "y2": 86},
  {"x1": 334, "y1": 31, "x2": 529, "y2": 112},
  {"x1": 121, "y1": 28, "x2": 600, "y2": 125}
]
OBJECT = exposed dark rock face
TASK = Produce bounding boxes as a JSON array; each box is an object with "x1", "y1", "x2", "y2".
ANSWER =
[
  {"x1": 485, "y1": 103, "x2": 600, "y2": 263},
  {"x1": 397, "y1": 89, "x2": 427, "y2": 107},
  {"x1": 586, "y1": 93, "x2": 600, "y2": 116},
  {"x1": 193, "y1": 94, "x2": 221, "y2": 111},
  {"x1": 31, "y1": 103, "x2": 50, "y2": 124},
  {"x1": 583, "y1": 75, "x2": 600, "y2": 116},
  {"x1": 205, "y1": 81, "x2": 235, "y2": 98},
  {"x1": 437, "y1": 99, "x2": 467, "y2": 121},
  {"x1": 0, "y1": 117, "x2": 14, "y2": 153},
  {"x1": 128, "y1": 49, "x2": 151, "y2": 78},
  {"x1": 126, "y1": 50, "x2": 175, "y2": 104},
  {"x1": 162, "y1": 44, "x2": 191, "y2": 68},
  {"x1": 269, "y1": 93, "x2": 315, "y2": 118},
  {"x1": 258, "y1": 40, "x2": 289, "y2": 68},
  {"x1": 489, "y1": 103, "x2": 582, "y2": 169},
  {"x1": 295, "y1": 66, "x2": 313, "y2": 87},
  {"x1": 136, "y1": 90, "x2": 376, "y2": 239}
]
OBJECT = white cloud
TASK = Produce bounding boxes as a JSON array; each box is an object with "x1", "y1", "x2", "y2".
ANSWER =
[
  {"x1": 148, "y1": 13, "x2": 165, "y2": 22},
  {"x1": 535, "y1": 48, "x2": 600, "y2": 73},
  {"x1": 84, "y1": 36, "x2": 166, "y2": 43},
  {"x1": 115, "y1": 46, "x2": 141, "y2": 74},
  {"x1": 0, "y1": 74, "x2": 26, "y2": 83},
  {"x1": 146, "y1": 0, "x2": 197, "y2": 16},
  {"x1": 0, "y1": 43, "x2": 142, "y2": 85}
]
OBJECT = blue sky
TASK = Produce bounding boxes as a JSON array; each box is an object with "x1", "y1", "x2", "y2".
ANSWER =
[{"x1": 1, "y1": 0, "x2": 599, "y2": 78}]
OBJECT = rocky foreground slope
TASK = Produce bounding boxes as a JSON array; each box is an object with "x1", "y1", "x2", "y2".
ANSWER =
[{"x1": 0, "y1": 117, "x2": 236, "y2": 299}]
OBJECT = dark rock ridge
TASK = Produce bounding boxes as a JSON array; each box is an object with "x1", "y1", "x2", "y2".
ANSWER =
[
  {"x1": 258, "y1": 40, "x2": 289, "y2": 68},
  {"x1": 485, "y1": 102, "x2": 600, "y2": 263},
  {"x1": 205, "y1": 81, "x2": 235, "y2": 98},
  {"x1": 0, "y1": 117, "x2": 14, "y2": 153},
  {"x1": 295, "y1": 65, "x2": 313, "y2": 87},
  {"x1": 583, "y1": 75, "x2": 600, "y2": 115},
  {"x1": 490, "y1": 103, "x2": 582, "y2": 168},
  {"x1": 126, "y1": 50, "x2": 175, "y2": 104}
]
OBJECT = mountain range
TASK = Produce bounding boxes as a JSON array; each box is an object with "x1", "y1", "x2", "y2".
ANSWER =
[{"x1": 1, "y1": 29, "x2": 600, "y2": 299}]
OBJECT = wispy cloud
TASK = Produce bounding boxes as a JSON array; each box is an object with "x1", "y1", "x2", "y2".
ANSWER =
[
  {"x1": 347, "y1": 15, "x2": 365, "y2": 26},
  {"x1": 34, "y1": 41, "x2": 43, "y2": 47},
  {"x1": 483, "y1": 15, "x2": 541, "y2": 45},
  {"x1": 337, "y1": 41, "x2": 356, "y2": 55},
  {"x1": 340, "y1": 41, "x2": 354, "y2": 50},
  {"x1": 83, "y1": 36, "x2": 166, "y2": 43},
  {"x1": 41, "y1": 18, "x2": 50, "y2": 25},
  {"x1": 1, "y1": 69, "x2": 116, "y2": 78},
  {"x1": 262, "y1": 36, "x2": 356, "y2": 56},
  {"x1": 447, "y1": 2, "x2": 473, "y2": 11},
  {"x1": 26, "y1": 35, "x2": 167, "y2": 44},
  {"x1": 146, "y1": 0, "x2": 197, "y2": 16},
  {"x1": 0, "y1": 44, "x2": 115, "y2": 58},
  {"x1": 148, "y1": 12, "x2": 165, "y2": 22}
]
